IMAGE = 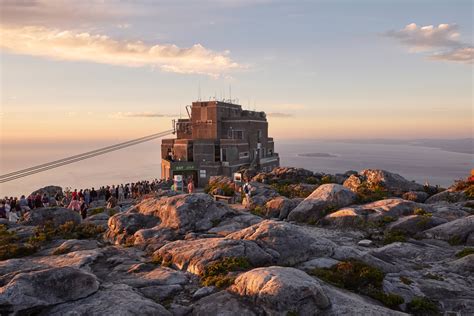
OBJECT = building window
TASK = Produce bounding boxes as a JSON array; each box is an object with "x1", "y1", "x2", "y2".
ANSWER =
[
  {"x1": 233, "y1": 130, "x2": 244, "y2": 140},
  {"x1": 239, "y1": 151, "x2": 249, "y2": 159}
]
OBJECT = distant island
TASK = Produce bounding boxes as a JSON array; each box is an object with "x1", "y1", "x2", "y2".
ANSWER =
[{"x1": 298, "y1": 153, "x2": 338, "y2": 158}]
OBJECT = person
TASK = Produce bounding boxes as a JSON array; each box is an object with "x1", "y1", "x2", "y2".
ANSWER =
[
  {"x1": 67, "y1": 196, "x2": 82, "y2": 212},
  {"x1": 243, "y1": 180, "x2": 252, "y2": 202},
  {"x1": 79, "y1": 197, "x2": 87, "y2": 219},
  {"x1": 9, "y1": 208, "x2": 19, "y2": 223},
  {"x1": 187, "y1": 178, "x2": 195, "y2": 193},
  {"x1": 84, "y1": 189, "x2": 91, "y2": 205},
  {"x1": 106, "y1": 195, "x2": 117, "y2": 209},
  {"x1": 90, "y1": 187, "x2": 97, "y2": 202},
  {"x1": 72, "y1": 189, "x2": 78, "y2": 200},
  {"x1": 34, "y1": 193, "x2": 42, "y2": 208},
  {"x1": 118, "y1": 185, "x2": 124, "y2": 201},
  {"x1": 0, "y1": 200, "x2": 6, "y2": 219},
  {"x1": 19, "y1": 195, "x2": 29, "y2": 211},
  {"x1": 42, "y1": 193, "x2": 50, "y2": 207}
]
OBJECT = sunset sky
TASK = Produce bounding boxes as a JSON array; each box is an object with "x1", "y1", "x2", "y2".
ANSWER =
[{"x1": 1, "y1": 0, "x2": 472, "y2": 143}]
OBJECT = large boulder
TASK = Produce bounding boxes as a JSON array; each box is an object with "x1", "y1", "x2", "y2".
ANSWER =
[
  {"x1": 106, "y1": 212, "x2": 159, "y2": 244},
  {"x1": 153, "y1": 238, "x2": 274, "y2": 275},
  {"x1": 45, "y1": 283, "x2": 171, "y2": 316},
  {"x1": 243, "y1": 182, "x2": 280, "y2": 209},
  {"x1": 0, "y1": 267, "x2": 99, "y2": 314},
  {"x1": 321, "y1": 199, "x2": 432, "y2": 228},
  {"x1": 425, "y1": 189, "x2": 469, "y2": 204},
  {"x1": 344, "y1": 169, "x2": 424, "y2": 196},
  {"x1": 385, "y1": 215, "x2": 448, "y2": 236},
  {"x1": 21, "y1": 207, "x2": 82, "y2": 226},
  {"x1": 264, "y1": 196, "x2": 301, "y2": 219},
  {"x1": 226, "y1": 220, "x2": 335, "y2": 266},
  {"x1": 423, "y1": 215, "x2": 474, "y2": 244},
  {"x1": 252, "y1": 167, "x2": 315, "y2": 184},
  {"x1": 229, "y1": 266, "x2": 330, "y2": 315},
  {"x1": 30, "y1": 185, "x2": 63, "y2": 198},
  {"x1": 287, "y1": 184, "x2": 357, "y2": 224}
]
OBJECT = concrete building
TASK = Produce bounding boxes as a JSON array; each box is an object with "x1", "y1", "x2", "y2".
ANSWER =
[{"x1": 161, "y1": 100, "x2": 280, "y2": 187}]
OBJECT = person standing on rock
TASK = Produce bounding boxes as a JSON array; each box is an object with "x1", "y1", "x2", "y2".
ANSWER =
[
  {"x1": 187, "y1": 178, "x2": 195, "y2": 194},
  {"x1": 118, "y1": 185, "x2": 124, "y2": 201},
  {"x1": 0, "y1": 200, "x2": 6, "y2": 219},
  {"x1": 243, "y1": 180, "x2": 252, "y2": 203},
  {"x1": 34, "y1": 193, "x2": 42, "y2": 208},
  {"x1": 67, "y1": 196, "x2": 81, "y2": 212},
  {"x1": 80, "y1": 197, "x2": 87, "y2": 219},
  {"x1": 41, "y1": 193, "x2": 50, "y2": 207},
  {"x1": 84, "y1": 189, "x2": 91, "y2": 205},
  {"x1": 90, "y1": 187, "x2": 97, "y2": 202}
]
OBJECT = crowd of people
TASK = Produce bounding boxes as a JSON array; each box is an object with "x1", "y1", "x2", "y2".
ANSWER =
[{"x1": 0, "y1": 179, "x2": 171, "y2": 223}]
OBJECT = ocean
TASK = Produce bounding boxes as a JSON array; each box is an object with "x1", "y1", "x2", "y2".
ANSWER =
[{"x1": 0, "y1": 139, "x2": 472, "y2": 197}]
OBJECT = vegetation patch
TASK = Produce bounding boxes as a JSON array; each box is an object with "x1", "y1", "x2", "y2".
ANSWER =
[
  {"x1": 0, "y1": 225, "x2": 38, "y2": 261},
  {"x1": 448, "y1": 236, "x2": 463, "y2": 246},
  {"x1": 423, "y1": 273, "x2": 444, "y2": 281},
  {"x1": 201, "y1": 257, "x2": 251, "y2": 288},
  {"x1": 383, "y1": 230, "x2": 408, "y2": 245},
  {"x1": 406, "y1": 296, "x2": 440, "y2": 316},
  {"x1": 413, "y1": 208, "x2": 428, "y2": 216},
  {"x1": 205, "y1": 182, "x2": 235, "y2": 197},
  {"x1": 355, "y1": 182, "x2": 389, "y2": 204},
  {"x1": 455, "y1": 247, "x2": 474, "y2": 258},
  {"x1": 311, "y1": 259, "x2": 404, "y2": 309},
  {"x1": 250, "y1": 206, "x2": 266, "y2": 217},
  {"x1": 271, "y1": 183, "x2": 312, "y2": 198}
]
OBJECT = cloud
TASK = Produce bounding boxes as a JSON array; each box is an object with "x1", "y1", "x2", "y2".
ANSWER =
[
  {"x1": 111, "y1": 112, "x2": 178, "y2": 119},
  {"x1": 0, "y1": 25, "x2": 241, "y2": 77},
  {"x1": 385, "y1": 23, "x2": 473, "y2": 64},
  {"x1": 267, "y1": 112, "x2": 293, "y2": 118}
]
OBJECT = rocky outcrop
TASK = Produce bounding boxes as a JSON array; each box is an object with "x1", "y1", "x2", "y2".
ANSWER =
[
  {"x1": 229, "y1": 266, "x2": 330, "y2": 315},
  {"x1": 322, "y1": 199, "x2": 431, "y2": 228},
  {"x1": 423, "y1": 215, "x2": 474, "y2": 244},
  {"x1": 227, "y1": 220, "x2": 335, "y2": 266},
  {"x1": 242, "y1": 182, "x2": 280, "y2": 209},
  {"x1": 45, "y1": 283, "x2": 171, "y2": 316},
  {"x1": 153, "y1": 238, "x2": 274, "y2": 275},
  {"x1": 193, "y1": 291, "x2": 258, "y2": 316},
  {"x1": 21, "y1": 207, "x2": 82, "y2": 227},
  {"x1": 386, "y1": 215, "x2": 447, "y2": 236},
  {"x1": 30, "y1": 185, "x2": 63, "y2": 198},
  {"x1": 425, "y1": 189, "x2": 469, "y2": 204},
  {"x1": 264, "y1": 196, "x2": 301, "y2": 219},
  {"x1": 344, "y1": 169, "x2": 424, "y2": 196},
  {"x1": 0, "y1": 267, "x2": 99, "y2": 314},
  {"x1": 288, "y1": 184, "x2": 357, "y2": 223},
  {"x1": 252, "y1": 167, "x2": 315, "y2": 184}
]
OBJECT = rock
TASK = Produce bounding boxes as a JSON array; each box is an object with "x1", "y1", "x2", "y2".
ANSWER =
[
  {"x1": 229, "y1": 266, "x2": 330, "y2": 315},
  {"x1": 402, "y1": 191, "x2": 430, "y2": 203},
  {"x1": 135, "y1": 194, "x2": 235, "y2": 233},
  {"x1": 386, "y1": 215, "x2": 448, "y2": 236},
  {"x1": 106, "y1": 211, "x2": 159, "y2": 244},
  {"x1": 423, "y1": 215, "x2": 474, "y2": 244},
  {"x1": 138, "y1": 284, "x2": 183, "y2": 302},
  {"x1": 252, "y1": 167, "x2": 315, "y2": 184},
  {"x1": 264, "y1": 196, "x2": 301, "y2": 219},
  {"x1": 226, "y1": 220, "x2": 335, "y2": 266},
  {"x1": 169, "y1": 303, "x2": 192, "y2": 316},
  {"x1": 288, "y1": 184, "x2": 357, "y2": 224},
  {"x1": 121, "y1": 266, "x2": 189, "y2": 288},
  {"x1": 154, "y1": 238, "x2": 274, "y2": 275},
  {"x1": 242, "y1": 182, "x2": 280, "y2": 209},
  {"x1": 451, "y1": 254, "x2": 474, "y2": 276},
  {"x1": 193, "y1": 286, "x2": 216, "y2": 299},
  {"x1": 30, "y1": 185, "x2": 63, "y2": 198},
  {"x1": 51, "y1": 239, "x2": 99, "y2": 255},
  {"x1": 44, "y1": 283, "x2": 171, "y2": 316},
  {"x1": 0, "y1": 266, "x2": 99, "y2": 314},
  {"x1": 358, "y1": 239, "x2": 373, "y2": 247},
  {"x1": 320, "y1": 284, "x2": 407, "y2": 316},
  {"x1": 207, "y1": 213, "x2": 263, "y2": 236},
  {"x1": 425, "y1": 189, "x2": 468, "y2": 204},
  {"x1": 430, "y1": 203, "x2": 470, "y2": 221},
  {"x1": 343, "y1": 169, "x2": 424, "y2": 196},
  {"x1": 21, "y1": 207, "x2": 82, "y2": 226},
  {"x1": 84, "y1": 212, "x2": 110, "y2": 228},
  {"x1": 296, "y1": 258, "x2": 340, "y2": 272},
  {"x1": 322, "y1": 199, "x2": 432, "y2": 228},
  {"x1": 193, "y1": 291, "x2": 258, "y2": 316}
]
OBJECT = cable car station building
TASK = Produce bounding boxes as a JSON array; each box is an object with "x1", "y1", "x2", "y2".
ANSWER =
[{"x1": 161, "y1": 100, "x2": 280, "y2": 187}]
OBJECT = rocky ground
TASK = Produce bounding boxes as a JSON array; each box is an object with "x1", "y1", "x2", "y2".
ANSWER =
[{"x1": 1, "y1": 168, "x2": 473, "y2": 315}]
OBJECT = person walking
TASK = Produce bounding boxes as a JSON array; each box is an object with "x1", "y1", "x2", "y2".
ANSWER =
[
  {"x1": 67, "y1": 196, "x2": 82, "y2": 212},
  {"x1": 187, "y1": 178, "x2": 195, "y2": 193}
]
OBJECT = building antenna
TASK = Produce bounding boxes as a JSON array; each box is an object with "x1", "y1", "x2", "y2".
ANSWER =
[
  {"x1": 198, "y1": 81, "x2": 201, "y2": 101},
  {"x1": 229, "y1": 84, "x2": 232, "y2": 103}
]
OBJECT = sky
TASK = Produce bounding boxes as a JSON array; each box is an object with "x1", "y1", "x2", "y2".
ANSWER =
[{"x1": 0, "y1": 0, "x2": 473, "y2": 143}]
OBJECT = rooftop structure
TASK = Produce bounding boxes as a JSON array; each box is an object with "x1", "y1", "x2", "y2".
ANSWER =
[{"x1": 161, "y1": 100, "x2": 280, "y2": 187}]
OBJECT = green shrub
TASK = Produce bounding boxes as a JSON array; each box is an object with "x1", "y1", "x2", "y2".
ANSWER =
[
  {"x1": 406, "y1": 297, "x2": 440, "y2": 315},
  {"x1": 201, "y1": 257, "x2": 251, "y2": 288},
  {"x1": 355, "y1": 182, "x2": 389, "y2": 203},
  {"x1": 320, "y1": 175, "x2": 335, "y2": 184},
  {"x1": 311, "y1": 259, "x2": 403, "y2": 309},
  {"x1": 448, "y1": 236, "x2": 463, "y2": 246},
  {"x1": 88, "y1": 207, "x2": 105, "y2": 216},
  {"x1": 305, "y1": 176, "x2": 320, "y2": 185},
  {"x1": 29, "y1": 221, "x2": 105, "y2": 247},
  {"x1": 0, "y1": 225, "x2": 38, "y2": 260},
  {"x1": 455, "y1": 247, "x2": 474, "y2": 258},
  {"x1": 205, "y1": 182, "x2": 235, "y2": 197},
  {"x1": 383, "y1": 230, "x2": 407, "y2": 245},
  {"x1": 413, "y1": 208, "x2": 427, "y2": 216},
  {"x1": 250, "y1": 206, "x2": 266, "y2": 217}
]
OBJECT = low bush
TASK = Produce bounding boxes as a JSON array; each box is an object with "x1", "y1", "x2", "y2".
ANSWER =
[
  {"x1": 29, "y1": 221, "x2": 105, "y2": 247},
  {"x1": 205, "y1": 182, "x2": 235, "y2": 197},
  {"x1": 383, "y1": 230, "x2": 408, "y2": 245},
  {"x1": 406, "y1": 296, "x2": 440, "y2": 315},
  {"x1": 0, "y1": 225, "x2": 37, "y2": 260},
  {"x1": 311, "y1": 259, "x2": 403, "y2": 309},
  {"x1": 455, "y1": 247, "x2": 474, "y2": 258},
  {"x1": 355, "y1": 182, "x2": 389, "y2": 203},
  {"x1": 201, "y1": 257, "x2": 251, "y2": 288}
]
